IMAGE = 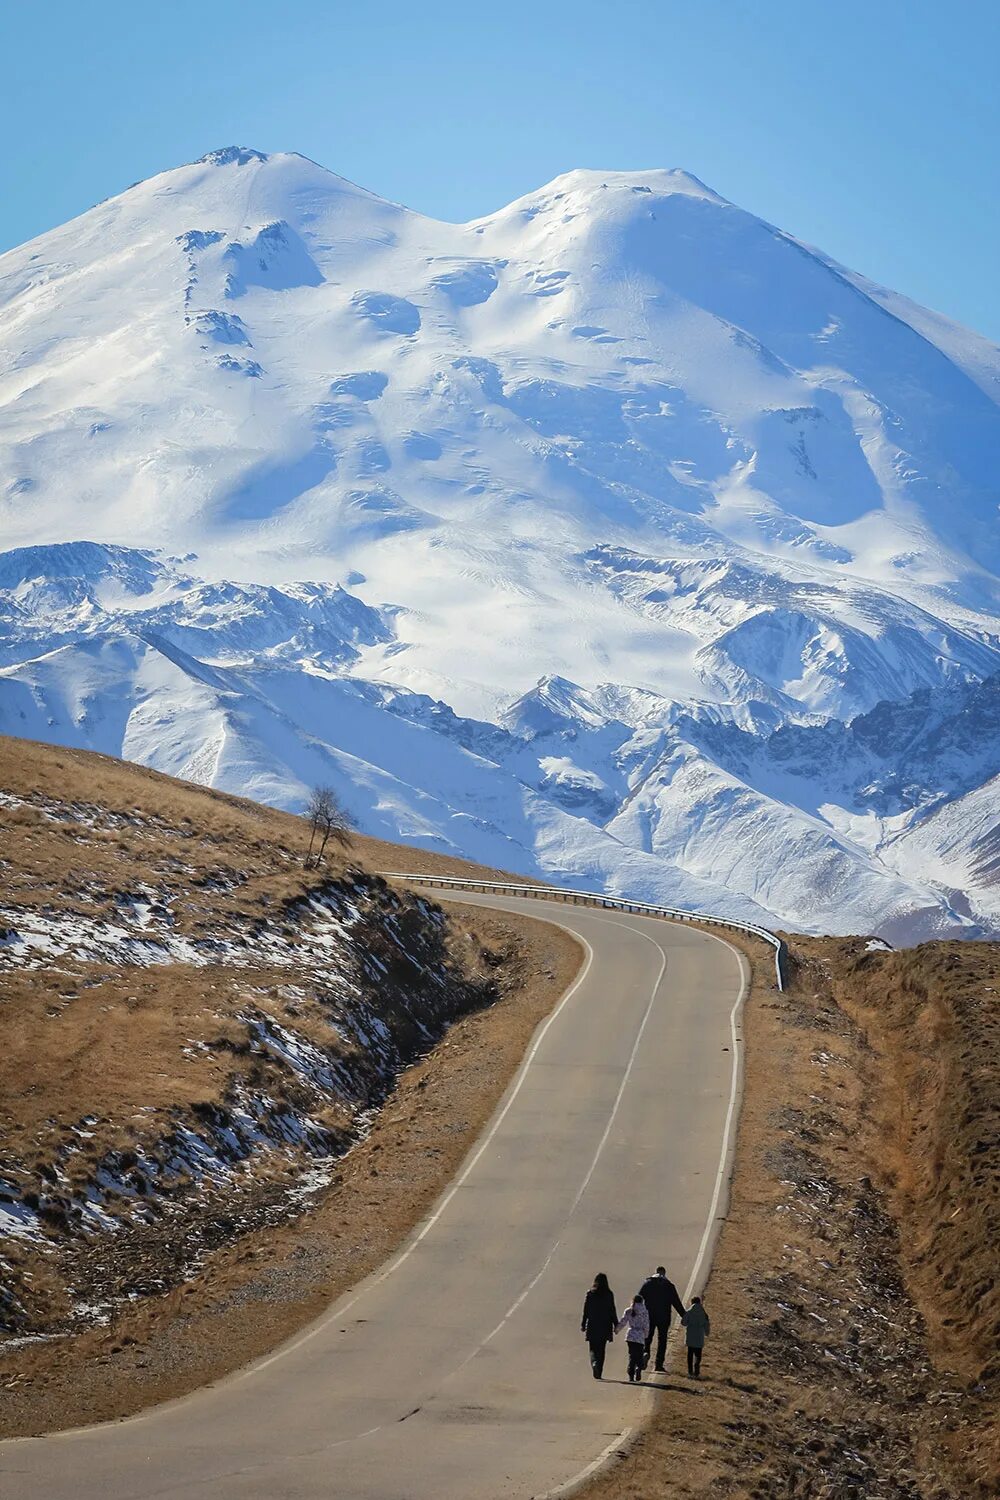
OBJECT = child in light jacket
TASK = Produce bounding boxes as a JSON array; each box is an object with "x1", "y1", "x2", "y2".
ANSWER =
[
  {"x1": 616, "y1": 1293, "x2": 650, "y2": 1381},
  {"x1": 682, "y1": 1296, "x2": 710, "y2": 1377}
]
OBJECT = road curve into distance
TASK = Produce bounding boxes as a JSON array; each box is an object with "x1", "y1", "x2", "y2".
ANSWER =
[{"x1": 0, "y1": 892, "x2": 748, "y2": 1500}]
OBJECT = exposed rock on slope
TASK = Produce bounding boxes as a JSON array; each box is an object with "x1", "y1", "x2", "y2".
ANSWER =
[{"x1": 0, "y1": 738, "x2": 510, "y2": 1338}]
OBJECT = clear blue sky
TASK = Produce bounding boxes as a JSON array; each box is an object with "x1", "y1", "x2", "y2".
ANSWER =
[{"x1": 5, "y1": 0, "x2": 998, "y2": 339}]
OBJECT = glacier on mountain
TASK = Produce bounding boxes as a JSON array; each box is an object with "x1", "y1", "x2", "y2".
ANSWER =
[{"x1": 1, "y1": 147, "x2": 998, "y2": 940}]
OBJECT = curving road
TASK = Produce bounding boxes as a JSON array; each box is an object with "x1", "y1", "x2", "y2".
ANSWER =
[{"x1": 0, "y1": 892, "x2": 747, "y2": 1500}]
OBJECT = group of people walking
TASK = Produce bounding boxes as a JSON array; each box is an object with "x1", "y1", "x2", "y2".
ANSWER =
[{"x1": 581, "y1": 1266, "x2": 710, "y2": 1382}]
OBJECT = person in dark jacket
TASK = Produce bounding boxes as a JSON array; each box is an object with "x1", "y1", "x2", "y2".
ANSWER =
[
  {"x1": 640, "y1": 1265, "x2": 686, "y2": 1371},
  {"x1": 581, "y1": 1273, "x2": 618, "y2": 1379},
  {"x1": 682, "y1": 1295, "x2": 710, "y2": 1377}
]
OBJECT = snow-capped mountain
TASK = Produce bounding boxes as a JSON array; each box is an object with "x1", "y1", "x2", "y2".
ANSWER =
[{"x1": 1, "y1": 146, "x2": 998, "y2": 940}]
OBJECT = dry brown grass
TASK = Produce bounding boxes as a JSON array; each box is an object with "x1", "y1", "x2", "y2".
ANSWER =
[
  {"x1": 0, "y1": 735, "x2": 535, "y2": 1161},
  {"x1": 0, "y1": 902, "x2": 581, "y2": 1436},
  {"x1": 0, "y1": 734, "x2": 584, "y2": 1433},
  {"x1": 815, "y1": 938, "x2": 1000, "y2": 1482}
]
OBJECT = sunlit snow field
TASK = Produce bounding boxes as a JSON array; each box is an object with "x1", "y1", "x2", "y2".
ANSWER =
[{"x1": 1, "y1": 148, "x2": 999, "y2": 940}]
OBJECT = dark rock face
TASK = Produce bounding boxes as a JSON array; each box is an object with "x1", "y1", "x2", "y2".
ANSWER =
[
  {"x1": 198, "y1": 147, "x2": 269, "y2": 167},
  {"x1": 683, "y1": 671, "x2": 1000, "y2": 817}
]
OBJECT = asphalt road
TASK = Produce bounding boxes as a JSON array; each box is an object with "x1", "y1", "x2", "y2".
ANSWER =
[{"x1": 0, "y1": 892, "x2": 747, "y2": 1500}]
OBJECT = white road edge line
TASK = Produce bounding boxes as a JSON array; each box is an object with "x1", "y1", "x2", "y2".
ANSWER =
[
  {"x1": 455, "y1": 918, "x2": 667, "y2": 1367},
  {"x1": 532, "y1": 1427, "x2": 634, "y2": 1500},
  {"x1": 681, "y1": 930, "x2": 749, "y2": 1302},
  {"x1": 189, "y1": 927, "x2": 597, "y2": 1392},
  {"x1": 524, "y1": 916, "x2": 750, "y2": 1500}
]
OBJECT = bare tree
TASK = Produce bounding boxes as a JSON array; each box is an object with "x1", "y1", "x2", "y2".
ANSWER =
[
  {"x1": 305, "y1": 784, "x2": 353, "y2": 866},
  {"x1": 305, "y1": 786, "x2": 331, "y2": 864}
]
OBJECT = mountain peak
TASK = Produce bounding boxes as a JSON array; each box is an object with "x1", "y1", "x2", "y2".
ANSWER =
[
  {"x1": 543, "y1": 165, "x2": 722, "y2": 198},
  {"x1": 0, "y1": 540, "x2": 164, "y2": 592},
  {"x1": 483, "y1": 166, "x2": 728, "y2": 227},
  {"x1": 196, "y1": 146, "x2": 270, "y2": 168},
  {"x1": 1, "y1": 139, "x2": 998, "y2": 943}
]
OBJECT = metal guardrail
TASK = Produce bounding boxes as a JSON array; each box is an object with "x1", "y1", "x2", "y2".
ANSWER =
[{"x1": 380, "y1": 872, "x2": 787, "y2": 991}]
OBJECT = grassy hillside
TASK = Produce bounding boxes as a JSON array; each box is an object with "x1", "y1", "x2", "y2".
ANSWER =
[{"x1": 0, "y1": 735, "x2": 565, "y2": 1351}]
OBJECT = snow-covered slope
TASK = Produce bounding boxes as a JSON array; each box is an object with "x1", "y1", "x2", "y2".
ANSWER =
[{"x1": 1, "y1": 148, "x2": 998, "y2": 938}]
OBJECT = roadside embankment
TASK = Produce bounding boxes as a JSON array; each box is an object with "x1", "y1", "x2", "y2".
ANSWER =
[
  {"x1": 819, "y1": 938, "x2": 999, "y2": 1489},
  {"x1": 581, "y1": 932, "x2": 998, "y2": 1500},
  {"x1": 0, "y1": 737, "x2": 581, "y2": 1434}
]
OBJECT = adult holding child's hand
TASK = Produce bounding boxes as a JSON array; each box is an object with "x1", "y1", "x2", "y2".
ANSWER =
[{"x1": 640, "y1": 1264, "x2": 686, "y2": 1372}]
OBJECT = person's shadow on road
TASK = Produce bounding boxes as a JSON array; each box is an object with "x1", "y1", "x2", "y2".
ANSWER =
[{"x1": 600, "y1": 1380, "x2": 699, "y2": 1394}]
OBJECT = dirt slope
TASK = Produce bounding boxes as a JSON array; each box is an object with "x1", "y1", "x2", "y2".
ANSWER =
[
  {"x1": 0, "y1": 735, "x2": 580, "y2": 1430},
  {"x1": 819, "y1": 939, "x2": 999, "y2": 1483}
]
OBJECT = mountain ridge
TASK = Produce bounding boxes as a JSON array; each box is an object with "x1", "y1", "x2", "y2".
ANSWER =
[{"x1": 1, "y1": 146, "x2": 998, "y2": 939}]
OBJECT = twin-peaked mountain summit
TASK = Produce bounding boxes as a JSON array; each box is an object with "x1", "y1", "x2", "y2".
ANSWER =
[{"x1": 2, "y1": 146, "x2": 999, "y2": 939}]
